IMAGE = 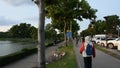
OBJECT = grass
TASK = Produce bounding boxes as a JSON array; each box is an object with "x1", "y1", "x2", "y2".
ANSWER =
[
  {"x1": 46, "y1": 42, "x2": 77, "y2": 68},
  {"x1": 95, "y1": 45, "x2": 120, "y2": 60}
]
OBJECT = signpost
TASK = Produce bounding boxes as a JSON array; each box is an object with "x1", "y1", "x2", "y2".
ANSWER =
[{"x1": 66, "y1": 30, "x2": 72, "y2": 40}]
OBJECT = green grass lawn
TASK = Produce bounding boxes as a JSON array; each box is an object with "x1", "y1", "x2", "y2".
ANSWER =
[{"x1": 46, "y1": 43, "x2": 77, "y2": 68}]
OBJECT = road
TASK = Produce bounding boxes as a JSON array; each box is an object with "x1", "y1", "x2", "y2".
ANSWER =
[{"x1": 74, "y1": 40, "x2": 120, "y2": 68}]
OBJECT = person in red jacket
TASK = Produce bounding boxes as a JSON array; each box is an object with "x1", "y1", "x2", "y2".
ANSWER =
[{"x1": 80, "y1": 36, "x2": 96, "y2": 68}]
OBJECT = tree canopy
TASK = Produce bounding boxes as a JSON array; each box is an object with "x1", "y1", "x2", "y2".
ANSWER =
[
  {"x1": 45, "y1": 0, "x2": 97, "y2": 45},
  {"x1": 80, "y1": 15, "x2": 120, "y2": 37},
  {"x1": 45, "y1": 0, "x2": 97, "y2": 21},
  {"x1": 8, "y1": 23, "x2": 37, "y2": 38}
]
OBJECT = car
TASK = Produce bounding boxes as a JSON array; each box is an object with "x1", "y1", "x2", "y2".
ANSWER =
[
  {"x1": 100, "y1": 40, "x2": 107, "y2": 47},
  {"x1": 92, "y1": 34, "x2": 106, "y2": 44},
  {"x1": 107, "y1": 38, "x2": 120, "y2": 49},
  {"x1": 100, "y1": 38, "x2": 116, "y2": 47}
]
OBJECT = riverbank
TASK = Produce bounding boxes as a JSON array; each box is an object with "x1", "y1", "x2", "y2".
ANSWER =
[
  {"x1": 0, "y1": 38, "x2": 61, "y2": 56},
  {"x1": 2, "y1": 41, "x2": 65, "y2": 68},
  {"x1": 0, "y1": 39, "x2": 37, "y2": 56},
  {"x1": 0, "y1": 48, "x2": 37, "y2": 67},
  {"x1": 0, "y1": 39, "x2": 62, "y2": 67}
]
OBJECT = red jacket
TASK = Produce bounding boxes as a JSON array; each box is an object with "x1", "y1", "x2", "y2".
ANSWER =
[{"x1": 80, "y1": 42, "x2": 96, "y2": 58}]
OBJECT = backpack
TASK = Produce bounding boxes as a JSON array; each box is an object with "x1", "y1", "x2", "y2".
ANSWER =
[{"x1": 86, "y1": 43, "x2": 93, "y2": 55}]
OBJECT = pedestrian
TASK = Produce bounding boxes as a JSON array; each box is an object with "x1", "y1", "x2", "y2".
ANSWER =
[
  {"x1": 76, "y1": 36, "x2": 79, "y2": 46},
  {"x1": 81, "y1": 37, "x2": 85, "y2": 42},
  {"x1": 79, "y1": 36, "x2": 96, "y2": 68}
]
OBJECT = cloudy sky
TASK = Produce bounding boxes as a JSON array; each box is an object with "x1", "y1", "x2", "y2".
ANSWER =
[{"x1": 0, "y1": 0, "x2": 120, "y2": 32}]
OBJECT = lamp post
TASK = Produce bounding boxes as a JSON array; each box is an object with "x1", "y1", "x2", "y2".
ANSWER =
[
  {"x1": 116, "y1": 25, "x2": 120, "y2": 37},
  {"x1": 104, "y1": 30, "x2": 107, "y2": 47}
]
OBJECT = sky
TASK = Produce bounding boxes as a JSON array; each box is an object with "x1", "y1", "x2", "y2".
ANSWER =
[{"x1": 0, "y1": 0, "x2": 120, "y2": 32}]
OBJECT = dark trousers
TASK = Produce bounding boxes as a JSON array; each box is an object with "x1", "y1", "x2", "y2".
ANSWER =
[{"x1": 84, "y1": 57, "x2": 92, "y2": 68}]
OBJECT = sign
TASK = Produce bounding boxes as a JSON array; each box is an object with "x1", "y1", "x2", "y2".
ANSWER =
[{"x1": 66, "y1": 32, "x2": 72, "y2": 39}]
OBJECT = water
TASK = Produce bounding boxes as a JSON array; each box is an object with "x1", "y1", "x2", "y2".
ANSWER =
[{"x1": 0, "y1": 40, "x2": 37, "y2": 56}]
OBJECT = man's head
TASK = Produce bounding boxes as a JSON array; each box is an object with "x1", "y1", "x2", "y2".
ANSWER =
[{"x1": 85, "y1": 36, "x2": 91, "y2": 42}]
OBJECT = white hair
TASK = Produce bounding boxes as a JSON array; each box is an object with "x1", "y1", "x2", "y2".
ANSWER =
[{"x1": 85, "y1": 36, "x2": 91, "y2": 42}]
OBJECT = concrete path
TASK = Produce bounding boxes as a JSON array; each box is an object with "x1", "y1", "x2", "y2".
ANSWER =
[
  {"x1": 73, "y1": 40, "x2": 120, "y2": 68},
  {"x1": 2, "y1": 42, "x2": 64, "y2": 68}
]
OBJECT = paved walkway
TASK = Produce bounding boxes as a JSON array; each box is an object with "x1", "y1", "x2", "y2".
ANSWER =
[
  {"x1": 73, "y1": 40, "x2": 120, "y2": 68},
  {"x1": 2, "y1": 42, "x2": 64, "y2": 68}
]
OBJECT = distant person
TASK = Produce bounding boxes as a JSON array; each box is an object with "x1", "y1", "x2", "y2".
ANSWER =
[
  {"x1": 81, "y1": 37, "x2": 85, "y2": 42},
  {"x1": 79, "y1": 36, "x2": 96, "y2": 68},
  {"x1": 76, "y1": 36, "x2": 79, "y2": 46}
]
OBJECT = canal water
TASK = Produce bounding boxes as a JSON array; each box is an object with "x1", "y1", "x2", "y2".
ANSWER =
[{"x1": 0, "y1": 40, "x2": 37, "y2": 56}]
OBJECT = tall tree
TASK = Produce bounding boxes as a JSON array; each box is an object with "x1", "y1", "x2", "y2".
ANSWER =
[
  {"x1": 32, "y1": 0, "x2": 45, "y2": 68},
  {"x1": 45, "y1": 23, "x2": 57, "y2": 41},
  {"x1": 80, "y1": 15, "x2": 120, "y2": 36},
  {"x1": 30, "y1": 26, "x2": 37, "y2": 39},
  {"x1": 104, "y1": 15, "x2": 120, "y2": 34},
  {"x1": 9, "y1": 23, "x2": 36, "y2": 38},
  {"x1": 45, "y1": 0, "x2": 97, "y2": 46},
  {"x1": 52, "y1": 20, "x2": 80, "y2": 35}
]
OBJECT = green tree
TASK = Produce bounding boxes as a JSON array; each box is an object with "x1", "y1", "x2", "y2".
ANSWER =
[
  {"x1": 45, "y1": 0, "x2": 97, "y2": 46},
  {"x1": 80, "y1": 15, "x2": 120, "y2": 36},
  {"x1": 45, "y1": 23, "x2": 57, "y2": 41},
  {"x1": 30, "y1": 26, "x2": 37, "y2": 39},
  {"x1": 0, "y1": 32, "x2": 10, "y2": 38},
  {"x1": 104, "y1": 15, "x2": 120, "y2": 34},
  {"x1": 18, "y1": 23, "x2": 31, "y2": 38},
  {"x1": 93, "y1": 20, "x2": 106, "y2": 34},
  {"x1": 9, "y1": 23, "x2": 37, "y2": 38},
  {"x1": 52, "y1": 20, "x2": 80, "y2": 36},
  {"x1": 9, "y1": 24, "x2": 19, "y2": 38}
]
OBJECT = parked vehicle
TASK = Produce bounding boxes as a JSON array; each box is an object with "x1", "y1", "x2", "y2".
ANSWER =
[
  {"x1": 107, "y1": 38, "x2": 120, "y2": 49},
  {"x1": 92, "y1": 34, "x2": 106, "y2": 44},
  {"x1": 100, "y1": 38, "x2": 115, "y2": 47}
]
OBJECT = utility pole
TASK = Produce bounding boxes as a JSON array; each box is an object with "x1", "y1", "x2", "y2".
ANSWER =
[{"x1": 32, "y1": 0, "x2": 46, "y2": 68}]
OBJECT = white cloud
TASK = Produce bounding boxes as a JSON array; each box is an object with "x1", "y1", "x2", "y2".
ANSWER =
[
  {"x1": 0, "y1": 26, "x2": 11, "y2": 32},
  {"x1": 4, "y1": 0, "x2": 34, "y2": 6}
]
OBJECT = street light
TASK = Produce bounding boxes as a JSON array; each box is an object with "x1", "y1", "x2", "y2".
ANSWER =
[
  {"x1": 104, "y1": 30, "x2": 107, "y2": 47},
  {"x1": 116, "y1": 25, "x2": 120, "y2": 37}
]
